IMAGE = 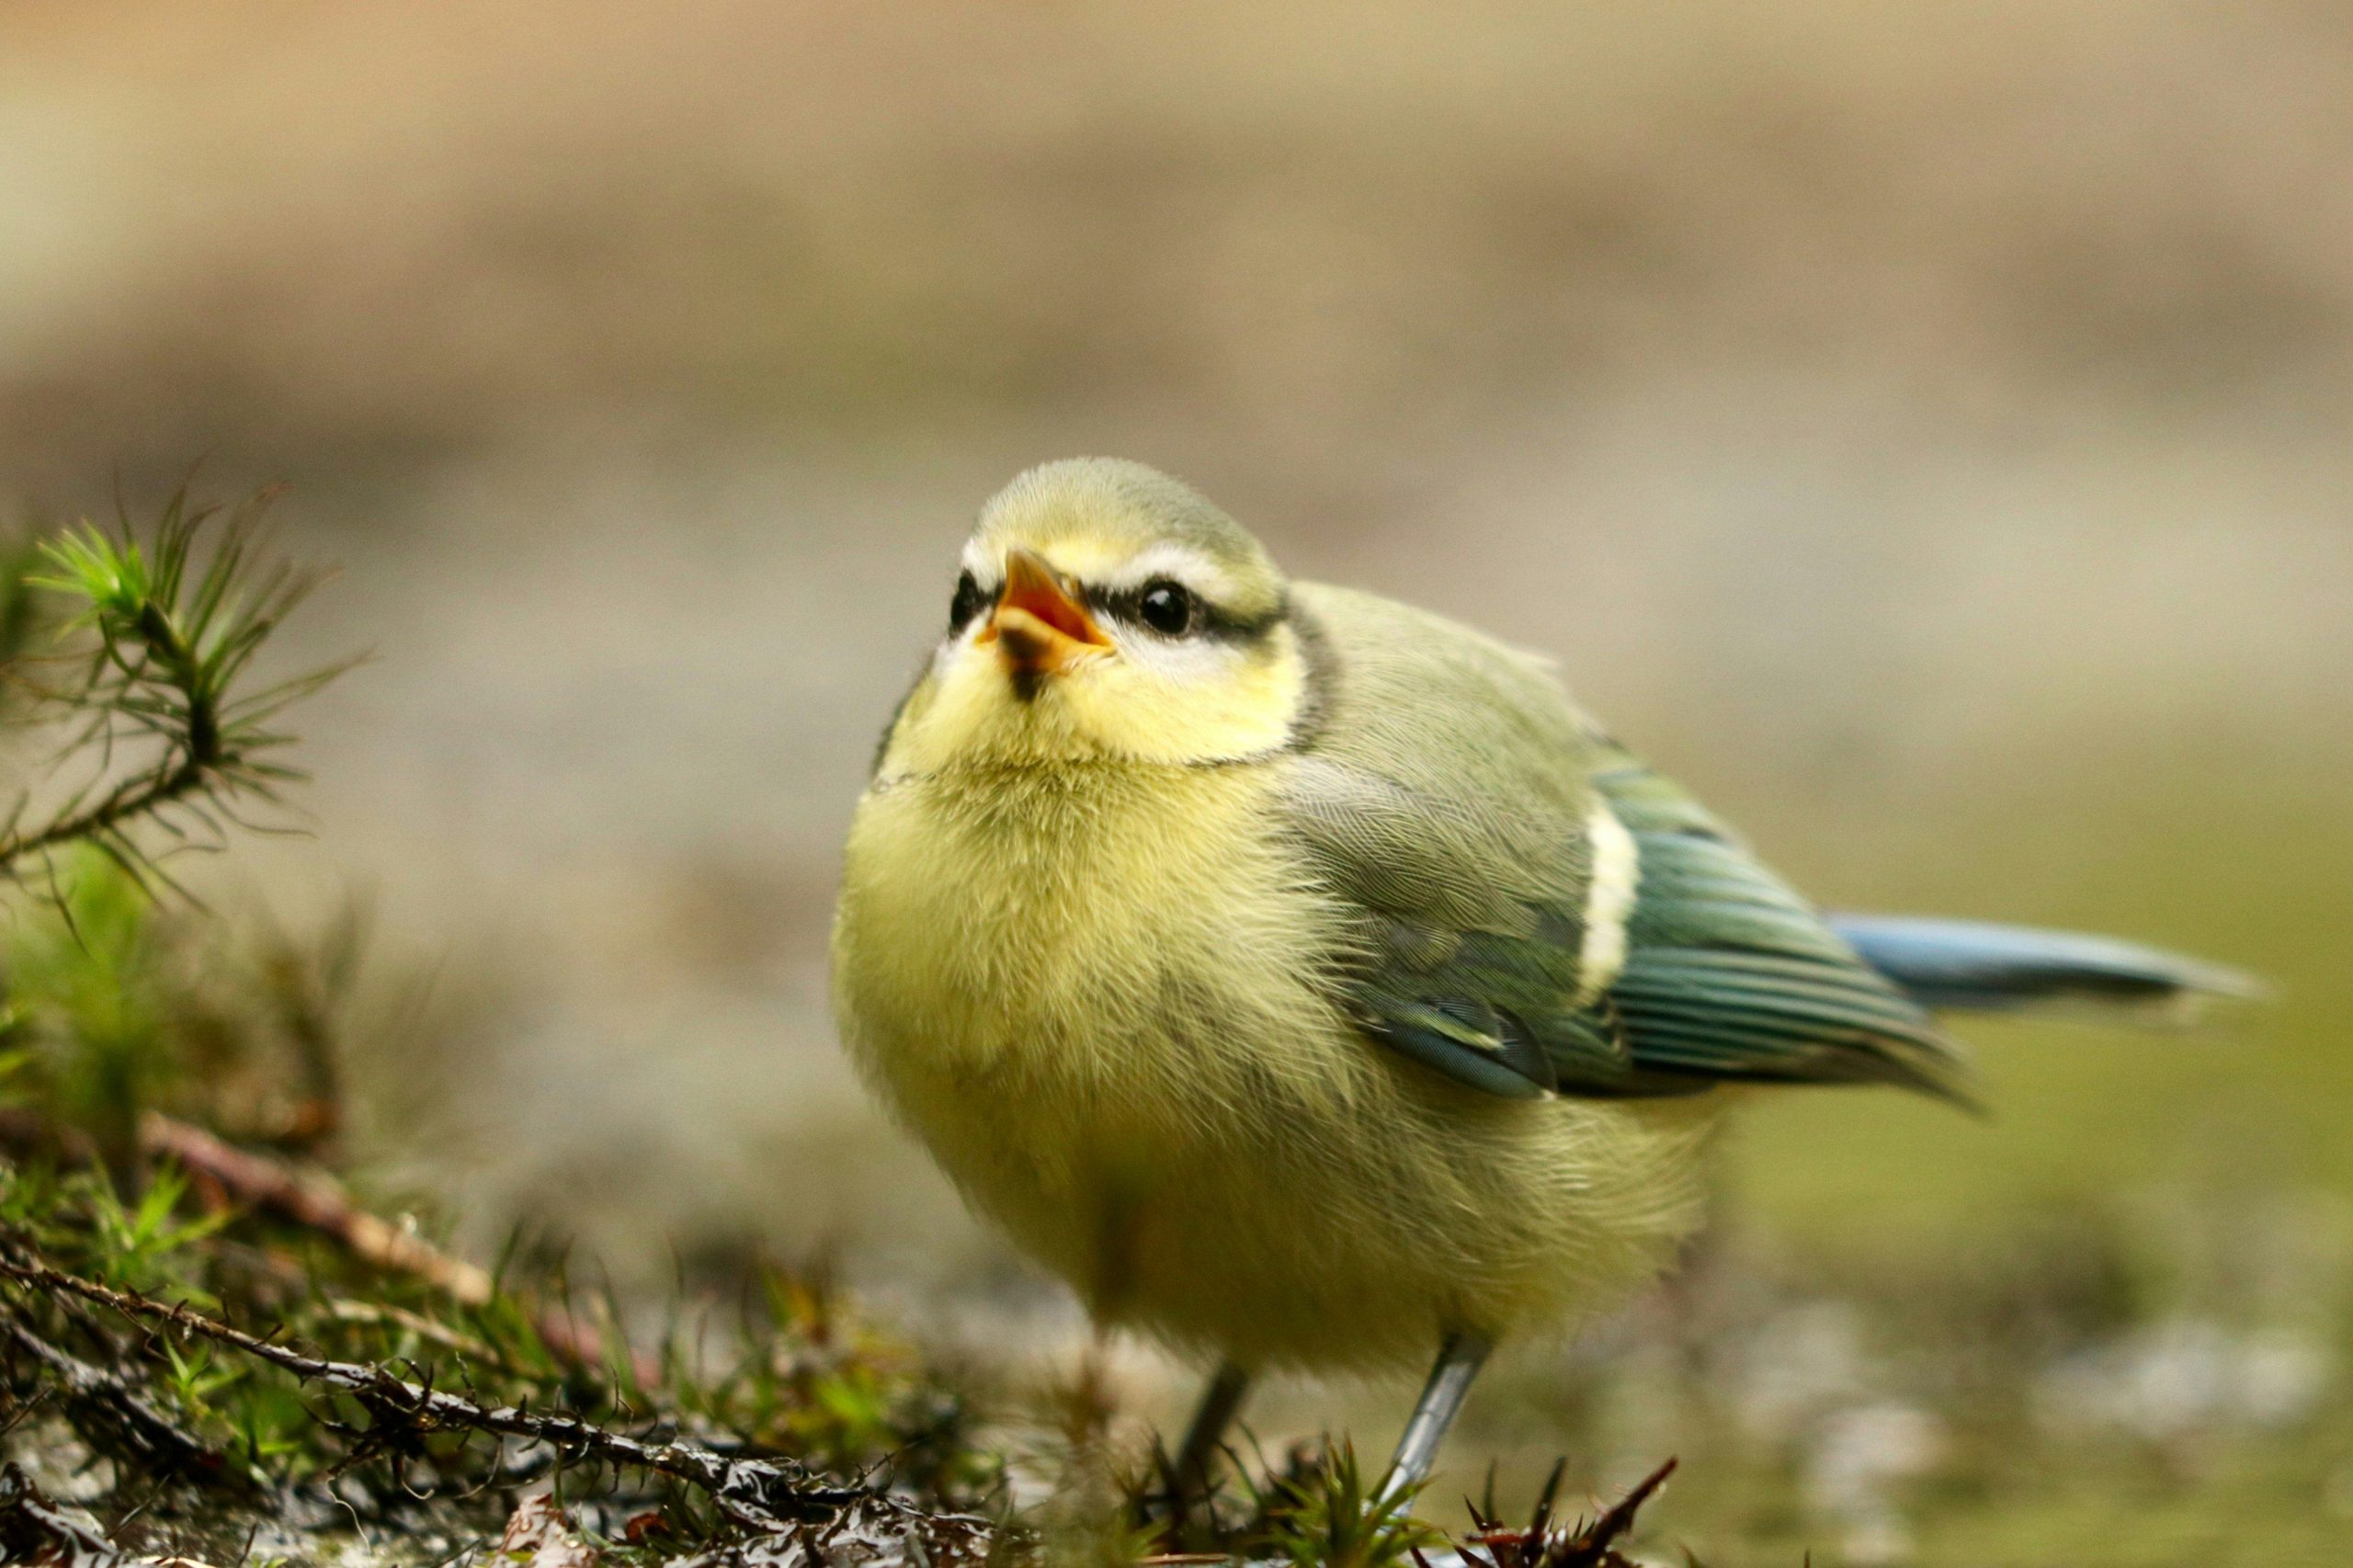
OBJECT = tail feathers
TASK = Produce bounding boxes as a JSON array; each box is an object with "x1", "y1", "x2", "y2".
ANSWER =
[{"x1": 1827, "y1": 914, "x2": 2264, "y2": 1026}]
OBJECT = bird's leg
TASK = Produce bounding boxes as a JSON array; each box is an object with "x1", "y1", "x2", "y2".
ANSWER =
[
  {"x1": 1166, "y1": 1358, "x2": 1253, "y2": 1506},
  {"x1": 1376, "y1": 1330, "x2": 1492, "y2": 1503}
]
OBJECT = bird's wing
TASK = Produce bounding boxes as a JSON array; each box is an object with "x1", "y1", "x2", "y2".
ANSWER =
[
  {"x1": 1586, "y1": 756, "x2": 1972, "y2": 1102},
  {"x1": 1280, "y1": 585, "x2": 1971, "y2": 1105}
]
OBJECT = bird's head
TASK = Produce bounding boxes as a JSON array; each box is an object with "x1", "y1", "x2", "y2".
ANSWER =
[{"x1": 875, "y1": 460, "x2": 1312, "y2": 776}]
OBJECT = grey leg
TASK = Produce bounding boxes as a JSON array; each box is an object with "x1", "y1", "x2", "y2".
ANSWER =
[
  {"x1": 1377, "y1": 1331, "x2": 1492, "y2": 1502},
  {"x1": 1168, "y1": 1359, "x2": 1253, "y2": 1503}
]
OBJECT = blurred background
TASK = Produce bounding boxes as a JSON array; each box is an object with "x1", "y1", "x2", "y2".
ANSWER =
[{"x1": 4, "y1": 3, "x2": 2348, "y2": 1559}]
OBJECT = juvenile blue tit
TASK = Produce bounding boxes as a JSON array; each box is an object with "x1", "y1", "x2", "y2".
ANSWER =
[{"x1": 830, "y1": 459, "x2": 2251, "y2": 1498}]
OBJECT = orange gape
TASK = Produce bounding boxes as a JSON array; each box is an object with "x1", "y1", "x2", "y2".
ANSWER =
[{"x1": 981, "y1": 547, "x2": 1109, "y2": 690}]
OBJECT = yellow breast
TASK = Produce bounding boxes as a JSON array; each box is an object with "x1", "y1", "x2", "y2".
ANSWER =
[
  {"x1": 831, "y1": 757, "x2": 1717, "y2": 1370},
  {"x1": 833, "y1": 757, "x2": 1350, "y2": 1158}
]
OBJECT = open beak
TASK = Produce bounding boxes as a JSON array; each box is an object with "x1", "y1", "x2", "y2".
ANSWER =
[{"x1": 979, "y1": 547, "x2": 1110, "y2": 681}]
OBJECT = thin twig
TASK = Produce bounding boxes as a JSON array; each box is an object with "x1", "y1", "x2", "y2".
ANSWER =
[
  {"x1": 0, "y1": 761, "x2": 209, "y2": 881},
  {"x1": 136, "y1": 1112, "x2": 654, "y2": 1383},
  {"x1": 0, "y1": 1251, "x2": 891, "y2": 1533},
  {"x1": 0, "y1": 1312, "x2": 262, "y2": 1494},
  {"x1": 140, "y1": 1116, "x2": 490, "y2": 1304}
]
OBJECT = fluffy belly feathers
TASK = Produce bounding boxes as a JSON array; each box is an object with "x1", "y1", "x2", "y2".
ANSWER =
[{"x1": 832, "y1": 762, "x2": 1715, "y2": 1369}]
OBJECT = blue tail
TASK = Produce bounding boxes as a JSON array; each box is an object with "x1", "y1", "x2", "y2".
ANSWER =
[{"x1": 1827, "y1": 915, "x2": 2262, "y2": 1023}]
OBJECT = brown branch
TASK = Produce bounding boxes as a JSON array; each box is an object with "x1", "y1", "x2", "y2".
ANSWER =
[
  {"x1": 0, "y1": 1107, "x2": 647, "y2": 1381},
  {"x1": 0, "y1": 1312, "x2": 261, "y2": 1494},
  {"x1": 1569, "y1": 1455, "x2": 1677, "y2": 1564},
  {"x1": 135, "y1": 1113, "x2": 652, "y2": 1384},
  {"x1": 1458, "y1": 1455, "x2": 1678, "y2": 1568},
  {"x1": 0, "y1": 1251, "x2": 881, "y2": 1534},
  {"x1": 141, "y1": 1115, "x2": 490, "y2": 1304}
]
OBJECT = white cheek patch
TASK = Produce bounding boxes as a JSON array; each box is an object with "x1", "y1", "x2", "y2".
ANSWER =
[{"x1": 1109, "y1": 629, "x2": 1247, "y2": 685}]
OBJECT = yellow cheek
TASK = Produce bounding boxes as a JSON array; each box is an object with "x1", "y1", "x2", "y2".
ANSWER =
[
  {"x1": 881, "y1": 645, "x2": 1085, "y2": 772},
  {"x1": 1057, "y1": 644, "x2": 1302, "y2": 764},
  {"x1": 881, "y1": 625, "x2": 1307, "y2": 772}
]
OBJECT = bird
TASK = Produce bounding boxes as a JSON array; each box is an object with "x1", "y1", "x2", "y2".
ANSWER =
[{"x1": 829, "y1": 458, "x2": 2253, "y2": 1505}]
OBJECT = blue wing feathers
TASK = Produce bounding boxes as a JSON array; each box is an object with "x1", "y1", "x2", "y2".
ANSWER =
[
  {"x1": 1593, "y1": 763, "x2": 1977, "y2": 1103},
  {"x1": 1828, "y1": 915, "x2": 2260, "y2": 1017},
  {"x1": 1303, "y1": 739, "x2": 2248, "y2": 1108}
]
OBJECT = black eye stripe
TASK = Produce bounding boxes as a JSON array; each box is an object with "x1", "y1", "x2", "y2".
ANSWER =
[
  {"x1": 948, "y1": 570, "x2": 991, "y2": 631},
  {"x1": 1086, "y1": 581, "x2": 1189, "y2": 633},
  {"x1": 1083, "y1": 581, "x2": 1286, "y2": 643}
]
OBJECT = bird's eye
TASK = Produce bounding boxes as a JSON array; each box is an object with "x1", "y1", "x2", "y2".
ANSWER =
[
  {"x1": 949, "y1": 571, "x2": 989, "y2": 631},
  {"x1": 1139, "y1": 580, "x2": 1195, "y2": 635}
]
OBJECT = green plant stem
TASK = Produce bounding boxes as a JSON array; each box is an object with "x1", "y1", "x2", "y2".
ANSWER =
[{"x1": 0, "y1": 598, "x2": 224, "y2": 877}]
